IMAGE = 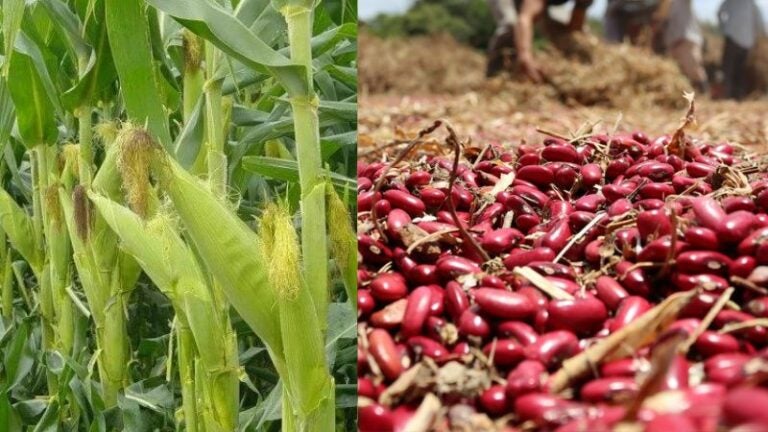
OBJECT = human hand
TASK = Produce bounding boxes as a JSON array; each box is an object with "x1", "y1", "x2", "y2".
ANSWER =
[{"x1": 519, "y1": 53, "x2": 543, "y2": 83}]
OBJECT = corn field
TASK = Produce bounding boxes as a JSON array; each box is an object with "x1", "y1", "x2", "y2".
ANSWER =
[{"x1": 0, "y1": 0, "x2": 357, "y2": 430}]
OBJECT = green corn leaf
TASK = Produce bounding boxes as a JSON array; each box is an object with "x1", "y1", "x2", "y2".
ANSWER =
[
  {"x1": 0, "y1": 79, "x2": 14, "y2": 148},
  {"x1": 146, "y1": 0, "x2": 308, "y2": 97},
  {"x1": 1, "y1": 0, "x2": 25, "y2": 76},
  {"x1": 241, "y1": 156, "x2": 354, "y2": 195},
  {"x1": 61, "y1": 2, "x2": 117, "y2": 110},
  {"x1": 0, "y1": 189, "x2": 44, "y2": 274},
  {"x1": 105, "y1": 0, "x2": 171, "y2": 148},
  {"x1": 12, "y1": 32, "x2": 63, "y2": 117},
  {"x1": 160, "y1": 156, "x2": 284, "y2": 362},
  {"x1": 39, "y1": 0, "x2": 89, "y2": 59},
  {"x1": 6, "y1": 40, "x2": 58, "y2": 148}
]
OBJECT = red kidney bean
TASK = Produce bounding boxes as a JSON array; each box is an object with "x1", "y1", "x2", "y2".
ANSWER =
[
  {"x1": 358, "y1": 234, "x2": 393, "y2": 265},
  {"x1": 406, "y1": 170, "x2": 431, "y2": 188},
  {"x1": 581, "y1": 164, "x2": 603, "y2": 187},
  {"x1": 358, "y1": 177, "x2": 373, "y2": 192},
  {"x1": 511, "y1": 185, "x2": 551, "y2": 208},
  {"x1": 692, "y1": 197, "x2": 727, "y2": 231},
  {"x1": 704, "y1": 353, "x2": 750, "y2": 386},
  {"x1": 659, "y1": 354, "x2": 689, "y2": 391},
  {"x1": 686, "y1": 161, "x2": 716, "y2": 178},
  {"x1": 451, "y1": 184, "x2": 474, "y2": 210},
  {"x1": 370, "y1": 273, "x2": 408, "y2": 302},
  {"x1": 436, "y1": 255, "x2": 481, "y2": 280},
  {"x1": 423, "y1": 284, "x2": 444, "y2": 316},
  {"x1": 554, "y1": 165, "x2": 578, "y2": 189},
  {"x1": 695, "y1": 331, "x2": 740, "y2": 358},
  {"x1": 514, "y1": 393, "x2": 582, "y2": 426},
  {"x1": 383, "y1": 189, "x2": 426, "y2": 216},
  {"x1": 445, "y1": 281, "x2": 469, "y2": 321},
  {"x1": 498, "y1": 321, "x2": 539, "y2": 345},
  {"x1": 568, "y1": 211, "x2": 596, "y2": 232},
  {"x1": 671, "y1": 273, "x2": 729, "y2": 292},
  {"x1": 524, "y1": 331, "x2": 579, "y2": 368},
  {"x1": 723, "y1": 196, "x2": 756, "y2": 213},
  {"x1": 503, "y1": 247, "x2": 557, "y2": 270},
  {"x1": 386, "y1": 209, "x2": 412, "y2": 241},
  {"x1": 723, "y1": 387, "x2": 768, "y2": 426},
  {"x1": 401, "y1": 287, "x2": 433, "y2": 338},
  {"x1": 515, "y1": 213, "x2": 541, "y2": 233},
  {"x1": 457, "y1": 308, "x2": 491, "y2": 339},
  {"x1": 638, "y1": 236, "x2": 686, "y2": 262},
  {"x1": 358, "y1": 191, "x2": 382, "y2": 212},
  {"x1": 373, "y1": 200, "x2": 391, "y2": 216},
  {"x1": 608, "y1": 199, "x2": 633, "y2": 216},
  {"x1": 636, "y1": 209, "x2": 673, "y2": 242},
  {"x1": 638, "y1": 162, "x2": 674, "y2": 181},
  {"x1": 715, "y1": 310, "x2": 768, "y2": 344},
  {"x1": 481, "y1": 228, "x2": 523, "y2": 254},
  {"x1": 517, "y1": 165, "x2": 554, "y2": 187},
  {"x1": 370, "y1": 299, "x2": 407, "y2": 329},
  {"x1": 547, "y1": 295, "x2": 608, "y2": 336},
  {"x1": 580, "y1": 377, "x2": 638, "y2": 403},
  {"x1": 368, "y1": 329, "x2": 403, "y2": 381},
  {"x1": 359, "y1": 289, "x2": 376, "y2": 318},
  {"x1": 606, "y1": 158, "x2": 632, "y2": 180},
  {"x1": 737, "y1": 226, "x2": 768, "y2": 262},
  {"x1": 407, "y1": 336, "x2": 448, "y2": 362},
  {"x1": 477, "y1": 202, "x2": 506, "y2": 224},
  {"x1": 546, "y1": 200, "x2": 572, "y2": 220},
  {"x1": 484, "y1": 339, "x2": 524, "y2": 367},
  {"x1": 747, "y1": 297, "x2": 768, "y2": 318},
  {"x1": 542, "y1": 144, "x2": 582, "y2": 164},
  {"x1": 409, "y1": 264, "x2": 439, "y2": 286},
  {"x1": 585, "y1": 239, "x2": 603, "y2": 264},
  {"x1": 506, "y1": 360, "x2": 547, "y2": 397},
  {"x1": 717, "y1": 210, "x2": 757, "y2": 244},
  {"x1": 614, "y1": 228, "x2": 640, "y2": 258},
  {"x1": 603, "y1": 183, "x2": 636, "y2": 204},
  {"x1": 474, "y1": 288, "x2": 536, "y2": 319},
  {"x1": 359, "y1": 403, "x2": 394, "y2": 432},
  {"x1": 518, "y1": 286, "x2": 549, "y2": 309},
  {"x1": 616, "y1": 261, "x2": 650, "y2": 296},
  {"x1": 609, "y1": 296, "x2": 651, "y2": 332},
  {"x1": 518, "y1": 152, "x2": 540, "y2": 166},
  {"x1": 419, "y1": 187, "x2": 446, "y2": 207},
  {"x1": 635, "y1": 198, "x2": 666, "y2": 211},
  {"x1": 537, "y1": 220, "x2": 572, "y2": 252},
  {"x1": 416, "y1": 220, "x2": 457, "y2": 234},
  {"x1": 730, "y1": 256, "x2": 757, "y2": 279},
  {"x1": 684, "y1": 226, "x2": 720, "y2": 250},
  {"x1": 600, "y1": 358, "x2": 645, "y2": 377},
  {"x1": 595, "y1": 276, "x2": 629, "y2": 311},
  {"x1": 481, "y1": 275, "x2": 506, "y2": 289},
  {"x1": 479, "y1": 385, "x2": 509, "y2": 417},
  {"x1": 676, "y1": 251, "x2": 733, "y2": 275},
  {"x1": 638, "y1": 182, "x2": 675, "y2": 200},
  {"x1": 527, "y1": 262, "x2": 576, "y2": 280}
]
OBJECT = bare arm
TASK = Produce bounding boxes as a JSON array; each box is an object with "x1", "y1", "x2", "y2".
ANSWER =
[{"x1": 515, "y1": 0, "x2": 546, "y2": 65}]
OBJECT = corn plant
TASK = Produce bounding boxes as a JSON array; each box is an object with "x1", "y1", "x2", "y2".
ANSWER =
[{"x1": 0, "y1": 0, "x2": 357, "y2": 430}]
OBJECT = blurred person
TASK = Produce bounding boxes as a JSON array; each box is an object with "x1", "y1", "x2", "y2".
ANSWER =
[
  {"x1": 487, "y1": 0, "x2": 518, "y2": 77},
  {"x1": 604, "y1": 0, "x2": 659, "y2": 45},
  {"x1": 515, "y1": 0, "x2": 593, "y2": 82},
  {"x1": 719, "y1": 0, "x2": 765, "y2": 100},
  {"x1": 653, "y1": 0, "x2": 709, "y2": 93}
]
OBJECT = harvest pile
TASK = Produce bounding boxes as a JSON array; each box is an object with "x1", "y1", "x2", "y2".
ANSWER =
[
  {"x1": 359, "y1": 31, "x2": 690, "y2": 109},
  {"x1": 357, "y1": 102, "x2": 768, "y2": 431}
]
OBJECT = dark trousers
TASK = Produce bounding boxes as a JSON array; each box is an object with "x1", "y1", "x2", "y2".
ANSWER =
[{"x1": 722, "y1": 37, "x2": 750, "y2": 100}]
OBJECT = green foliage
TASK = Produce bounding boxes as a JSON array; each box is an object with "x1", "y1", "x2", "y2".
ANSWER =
[{"x1": 365, "y1": 0, "x2": 495, "y2": 49}]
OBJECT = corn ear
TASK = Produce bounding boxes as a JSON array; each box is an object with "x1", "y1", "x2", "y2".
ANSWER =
[
  {"x1": 158, "y1": 156, "x2": 284, "y2": 361},
  {"x1": 0, "y1": 189, "x2": 44, "y2": 274},
  {"x1": 325, "y1": 182, "x2": 356, "y2": 305},
  {"x1": 90, "y1": 193, "x2": 239, "y2": 429},
  {"x1": 262, "y1": 204, "x2": 331, "y2": 423}
]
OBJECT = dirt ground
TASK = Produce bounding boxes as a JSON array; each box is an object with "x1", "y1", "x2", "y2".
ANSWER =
[{"x1": 360, "y1": 33, "x2": 768, "y2": 156}]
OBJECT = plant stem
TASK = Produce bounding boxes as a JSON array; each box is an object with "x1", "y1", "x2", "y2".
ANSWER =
[
  {"x1": 178, "y1": 324, "x2": 199, "y2": 432},
  {"x1": 285, "y1": 4, "x2": 329, "y2": 331}
]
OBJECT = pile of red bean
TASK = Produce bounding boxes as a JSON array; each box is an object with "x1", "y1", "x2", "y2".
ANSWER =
[{"x1": 357, "y1": 131, "x2": 768, "y2": 432}]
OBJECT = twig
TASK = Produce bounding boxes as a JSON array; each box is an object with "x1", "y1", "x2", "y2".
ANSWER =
[
  {"x1": 680, "y1": 287, "x2": 734, "y2": 353},
  {"x1": 554, "y1": 212, "x2": 606, "y2": 263},
  {"x1": 405, "y1": 228, "x2": 459, "y2": 255},
  {"x1": 513, "y1": 267, "x2": 574, "y2": 300}
]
